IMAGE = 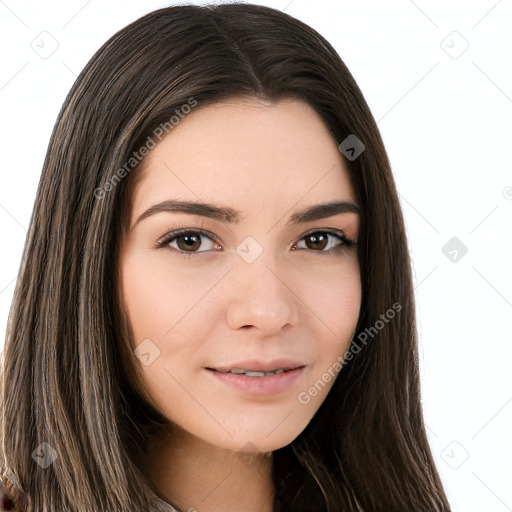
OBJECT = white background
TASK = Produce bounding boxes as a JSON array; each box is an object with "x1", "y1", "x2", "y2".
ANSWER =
[{"x1": 1, "y1": 1, "x2": 511, "y2": 510}]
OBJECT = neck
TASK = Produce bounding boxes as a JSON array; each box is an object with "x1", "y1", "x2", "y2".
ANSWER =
[{"x1": 145, "y1": 426, "x2": 275, "y2": 512}]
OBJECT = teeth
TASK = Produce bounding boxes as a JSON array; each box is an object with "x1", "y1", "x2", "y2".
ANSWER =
[
  {"x1": 228, "y1": 368, "x2": 286, "y2": 377},
  {"x1": 229, "y1": 368, "x2": 246, "y2": 374}
]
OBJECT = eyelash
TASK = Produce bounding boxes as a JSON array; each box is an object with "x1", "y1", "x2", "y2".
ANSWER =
[{"x1": 155, "y1": 226, "x2": 356, "y2": 259}]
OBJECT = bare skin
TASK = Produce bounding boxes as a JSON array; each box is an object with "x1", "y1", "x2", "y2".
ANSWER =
[
  {"x1": 118, "y1": 97, "x2": 361, "y2": 512},
  {"x1": 144, "y1": 425, "x2": 274, "y2": 511}
]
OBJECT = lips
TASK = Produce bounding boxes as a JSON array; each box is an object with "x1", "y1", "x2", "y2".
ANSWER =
[
  {"x1": 206, "y1": 358, "x2": 306, "y2": 374},
  {"x1": 207, "y1": 364, "x2": 306, "y2": 395}
]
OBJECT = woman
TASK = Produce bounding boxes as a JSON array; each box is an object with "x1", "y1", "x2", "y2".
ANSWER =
[{"x1": 0, "y1": 3, "x2": 450, "y2": 511}]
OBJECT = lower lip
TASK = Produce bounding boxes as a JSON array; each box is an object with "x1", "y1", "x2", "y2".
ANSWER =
[{"x1": 207, "y1": 367, "x2": 306, "y2": 395}]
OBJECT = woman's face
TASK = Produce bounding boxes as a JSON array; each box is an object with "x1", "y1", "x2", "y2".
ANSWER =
[{"x1": 119, "y1": 97, "x2": 361, "y2": 454}]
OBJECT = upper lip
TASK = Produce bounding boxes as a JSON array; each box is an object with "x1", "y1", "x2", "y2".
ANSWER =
[{"x1": 206, "y1": 358, "x2": 306, "y2": 373}]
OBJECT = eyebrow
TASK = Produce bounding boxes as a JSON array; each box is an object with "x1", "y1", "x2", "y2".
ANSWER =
[{"x1": 131, "y1": 199, "x2": 360, "y2": 230}]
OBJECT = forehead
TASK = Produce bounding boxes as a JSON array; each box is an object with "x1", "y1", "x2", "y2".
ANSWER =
[{"x1": 131, "y1": 97, "x2": 355, "y2": 218}]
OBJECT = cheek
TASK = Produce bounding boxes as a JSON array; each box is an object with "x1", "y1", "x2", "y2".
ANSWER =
[
  {"x1": 119, "y1": 251, "x2": 213, "y2": 409},
  {"x1": 298, "y1": 261, "x2": 361, "y2": 395},
  {"x1": 305, "y1": 261, "x2": 361, "y2": 380},
  {"x1": 301, "y1": 259, "x2": 361, "y2": 341},
  {"x1": 119, "y1": 250, "x2": 218, "y2": 346}
]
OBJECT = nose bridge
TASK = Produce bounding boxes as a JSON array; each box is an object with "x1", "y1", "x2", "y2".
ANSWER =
[{"x1": 225, "y1": 240, "x2": 300, "y2": 333}]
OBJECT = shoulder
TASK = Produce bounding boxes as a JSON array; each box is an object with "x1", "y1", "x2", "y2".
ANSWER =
[{"x1": 0, "y1": 473, "x2": 27, "y2": 512}]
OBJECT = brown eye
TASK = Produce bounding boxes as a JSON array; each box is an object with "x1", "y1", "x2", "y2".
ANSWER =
[
  {"x1": 157, "y1": 229, "x2": 218, "y2": 254},
  {"x1": 175, "y1": 234, "x2": 202, "y2": 251},
  {"x1": 293, "y1": 230, "x2": 354, "y2": 255},
  {"x1": 304, "y1": 232, "x2": 330, "y2": 251}
]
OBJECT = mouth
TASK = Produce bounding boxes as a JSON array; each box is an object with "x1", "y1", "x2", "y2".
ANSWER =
[
  {"x1": 206, "y1": 366, "x2": 305, "y2": 377},
  {"x1": 205, "y1": 365, "x2": 307, "y2": 395},
  {"x1": 205, "y1": 358, "x2": 306, "y2": 376}
]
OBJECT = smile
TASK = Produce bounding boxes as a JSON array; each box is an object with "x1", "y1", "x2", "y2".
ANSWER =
[{"x1": 206, "y1": 366, "x2": 306, "y2": 395}]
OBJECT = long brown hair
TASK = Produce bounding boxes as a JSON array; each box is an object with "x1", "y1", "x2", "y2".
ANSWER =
[{"x1": 1, "y1": 3, "x2": 450, "y2": 511}]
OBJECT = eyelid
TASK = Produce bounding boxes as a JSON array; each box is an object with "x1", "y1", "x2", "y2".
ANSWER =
[
  {"x1": 155, "y1": 226, "x2": 356, "y2": 256},
  {"x1": 298, "y1": 227, "x2": 356, "y2": 246},
  {"x1": 155, "y1": 227, "x2": 220, "y2": 252}
]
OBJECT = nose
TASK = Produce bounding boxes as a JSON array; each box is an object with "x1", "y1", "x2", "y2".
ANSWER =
[{"x1": 224, "y1": 252, "x2": 300, "y2": 336}]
